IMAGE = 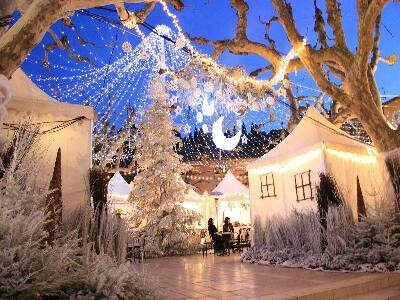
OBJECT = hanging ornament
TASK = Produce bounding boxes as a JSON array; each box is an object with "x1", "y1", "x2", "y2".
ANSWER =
[
  {"x1": 251, "y1": 101, "x2": 260, "y2": 112},
  {"x1": 196, "y1": 111, "x2": 203, "y2": 123},
  {"x1": 183, "y1": 123, "x2": 191, "y2": 134},
  {"x1": 266, "y1": 96, "x2": 275, "y2": 106},
  {"x1": 170, "y1": 95, "x2": 178, "y2": 105},
  {"x1": 187, "y1": 96, "x2": 194, "y2": 106},
  {"x1": 190, "y1": 77, "x2": 197, "y2": 88},
  {"x1": 212, "y1": 116, "x2": 242, "y2": 151},
  {"x1": 259, "y1": 99, "x2": 267, "y2": 111},
  {"x1": 204, "y1": 81, "x2": 214, "y2": 93},
  {"x1": 157, "y1": 60, "x2": 168, "y2": 71},
  {"x1": 179, "y1": 78, "x2": 191, "y2": 90},
  {"x1": 241, "y1": 135, "x2": 248, "y2": 145},
  {"x1": 140, "y1": 50, "x2": 150, "y2": 60},
  {"x1": 277, "y1": 87, "x2": 287, "y2": 98},
  {"x1": 166, "y1": 80, "x2": 178, "y2": 91},
  {"x1": 175, "y1": 33, "x2": 186, "y2": 49},
  {"x1": 202, "y1": 124, "x2": 209, "y2": 133},
  {"x1": 202, "y1": 97, "x2": 215, "y2": 117},
  {"x1": 193, "y1": 88, "x2": 201, "y2": 99},
  {"x1": 247, "y1": 92, "x2": 255, "y2": 103},
  {"x1": 175, "y1": 105, "x2": 183, "y2": 115},
  {"x1": 122, "y1": 41, "x2": 132, "y2": 53}
]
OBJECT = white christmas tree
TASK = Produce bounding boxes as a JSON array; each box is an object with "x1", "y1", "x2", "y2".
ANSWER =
[{"x1": 129, "y1": 72, "x2": 199, "y2": 256}]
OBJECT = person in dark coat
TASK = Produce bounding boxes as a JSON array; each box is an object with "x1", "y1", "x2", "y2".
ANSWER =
[{"x1": 208, "y1": 218, "x2": 223, "y2": 252}]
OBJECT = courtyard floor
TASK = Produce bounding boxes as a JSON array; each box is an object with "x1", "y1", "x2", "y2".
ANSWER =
[{"x1": 137, "y1": 253, "x2": 399, "y2": 299}]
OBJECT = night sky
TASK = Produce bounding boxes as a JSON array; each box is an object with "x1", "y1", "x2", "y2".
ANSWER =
[{"x1": 18, "y1": 1, "x2": 400, "y2": 139}]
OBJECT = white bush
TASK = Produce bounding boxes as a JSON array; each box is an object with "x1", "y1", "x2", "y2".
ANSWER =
[
  {"x1": 242, "y1": 203, "x2": 400, "y2": 272},
  {"x1": 0, "y1": 128, "x2": 157, "y2": 299}
]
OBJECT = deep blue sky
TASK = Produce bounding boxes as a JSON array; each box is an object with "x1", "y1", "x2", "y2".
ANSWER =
[{"x1": 21, "y1": 0, "x2": 400, "y2": 135}]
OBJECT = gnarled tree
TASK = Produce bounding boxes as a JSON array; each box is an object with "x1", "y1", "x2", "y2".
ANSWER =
[
  {"x1": 188, "y1": 0, "x2": 400, "y2": 152},
  {"x1": 0, "y1": 0, "x2": 183, "y2": 78},
  {"x1": 1, "y1": 0, "x2": 399, "y2": 152}
]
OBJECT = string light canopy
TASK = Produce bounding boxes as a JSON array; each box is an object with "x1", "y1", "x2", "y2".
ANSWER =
[{"x1": 21, "y1": 3, "x2": 347, "y2": 170}]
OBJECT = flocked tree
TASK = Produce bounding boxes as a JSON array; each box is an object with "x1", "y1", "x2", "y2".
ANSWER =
[{"x1": 129, "y1": 72, "x2": 199, "y2": 256}]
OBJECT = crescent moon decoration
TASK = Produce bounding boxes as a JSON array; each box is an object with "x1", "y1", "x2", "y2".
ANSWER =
[
  {"x1": 212, "y1": 116, "x2": 242, "y2": 151},
  {"x1": 202, "y1": 97, "x2": 215, "y2": 117}
]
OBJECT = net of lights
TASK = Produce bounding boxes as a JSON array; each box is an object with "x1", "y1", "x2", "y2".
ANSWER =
[{"x1": 23, "y1": 3, "x2": 348, "y2": 170}]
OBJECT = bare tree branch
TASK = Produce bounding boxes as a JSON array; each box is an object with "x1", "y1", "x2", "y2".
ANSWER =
[
  {"x1": 370, "y1": 14, "x2": 381, "y2": 73},
  {"x1": 313, "y1": 0, "x2": 328, "y2": 48},
  {"x1": 0, "y1": 0, "x2": 183, "y2": 77},
  {"x1": 43, "y1": 28, "x2": 91, "y2": 68},
  {"x1": 325, "y1": 0, "x2": 347, "y2": 49},
  {"x1": 249, "y1": 65, "x2": 274, "y2": 78},
  {"x1": 259, "y1": 15, "x2": 278, "y2": 51},
  {"x1": 356, "y1": 0, "x2": 389, "y2": 73},
  {"x1": 231, "y1": 0, "x2": 249, "y2": 40},
  {"x1": 272, "y1": 0, "x2": 353, "y2": 109}
]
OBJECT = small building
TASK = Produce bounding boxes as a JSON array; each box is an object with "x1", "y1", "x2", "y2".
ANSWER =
[
  {"x1": 3, "y1": 69, "x2": 96, "y2": 218},
  {"x1": 107, "y1": 171, "x2": 132, "y2": 216},
  {"x1": 247, "y1": 107, "x2": 387, "y2": 225}
]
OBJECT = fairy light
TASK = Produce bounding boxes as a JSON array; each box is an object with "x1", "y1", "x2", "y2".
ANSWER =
[
  {"x1": 25, "y1": 10, "x2": 306, "y2": 170},
  {"x1": 157, "y1": 0, "x2": 305, "y2": 94},
  {"x1": 249, "y1": 142, "x2": 378, "y2": 175}
]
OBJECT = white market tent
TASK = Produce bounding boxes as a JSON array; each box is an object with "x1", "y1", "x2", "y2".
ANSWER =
[
  {"x1": 107, "y1": 172, "x2": 133, "y2": 215},
  {"x1": 182, "y1": 188, "x2": 215, "y2": 228},
  {"x1": 247, "y1": 107, "x2": 389, "y2": 225},
  {"x1": 211, "y1": 170, "x2": 249, "y2": 196},
  {"x1": 211, "y1": 170, "x2": 251, "y2": 227},
  {"x1": 2, "y1": 69, "x2": 95, "y2": 218},
  {"x1": 108, "y1": 171, "x2": 131, "y2": 197}
]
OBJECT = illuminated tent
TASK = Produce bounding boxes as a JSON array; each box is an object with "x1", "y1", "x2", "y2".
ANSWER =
[
  {"x1": 107, "y1": 172, "x2": 132, "y2": 215},
  {"x1": 211, "y1": 170, "x2": 249, "y2": 196},
  {"x1": 211, "y1": 170, "x2": 251, "y2": 227},
  {"x1": 3, "y1": 68, "x2": 95, "y2": 218},
  {"x1": 108, "y1": 172, "x2": 131, "y2": 197},
  {"x1": 182, "y1": 188, "x2": 215, "y2": 229},
  {"x1": 247, "y1": 107, "x2": 388, "y2": 225}
]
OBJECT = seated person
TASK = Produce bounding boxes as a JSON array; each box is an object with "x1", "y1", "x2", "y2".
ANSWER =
[
  {"x1": 222, "y1": 217, "x2": 234, "y2": 234},
  {"x1": 208, "y1": 218, "x2": 223, "y2": 252},
  {"x1": 222, "y1": 217, "x2": 234, "y2": 252}
]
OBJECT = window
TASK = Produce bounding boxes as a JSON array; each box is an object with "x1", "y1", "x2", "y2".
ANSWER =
[
  {"x1": 294, "y1": 170, "x2": 313, "y2": 201},
  {"x1": 260, "y1": 173, "x2": 276, "y2": 198}
]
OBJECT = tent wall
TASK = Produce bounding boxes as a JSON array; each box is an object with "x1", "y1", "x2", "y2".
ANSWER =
[
  {"x1": 249, "y1": 150, "x2": 326, "y2": 226},
  {"x1": 2, "y1": 112, "x2": 93, "y2": 218},
  {"x1": 325, "y1": 149, "x2": 391, "y2": 219}
]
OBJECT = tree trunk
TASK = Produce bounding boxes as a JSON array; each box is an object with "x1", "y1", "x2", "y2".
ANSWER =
[{"x1": 0, "y1": 0, "x2": 64, "y2": 78}]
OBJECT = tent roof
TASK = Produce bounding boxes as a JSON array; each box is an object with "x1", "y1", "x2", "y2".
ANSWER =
[
  {"x1": 248, "y1": 107, "x2": 374, "y2": 169},
  {"x1": 211, "y1": 170, "x2": 249, "y2": 195},
  {"x1": 6, "y1": 69, "x2": 95, "y2": 120},
  {"x1": 108, "y1": 172, "x2": 131, "y2": 196}
]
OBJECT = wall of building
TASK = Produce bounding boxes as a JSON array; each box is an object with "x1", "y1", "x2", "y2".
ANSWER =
[
  {"x1": 2, "y1": 111, "x2": 92, "y2": 218},
  {"x1": 248, "y1": 149, "x2": 325, "y2": 226},
  {"x1": 325, "y1": 149, "x2": 391, "y2": 219}
]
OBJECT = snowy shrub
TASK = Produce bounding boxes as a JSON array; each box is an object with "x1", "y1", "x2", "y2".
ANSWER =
[
  {"x1": 242, "y1": 173, "x2": 400, "y2": 272},
  {"x1": 0, "y1": 127, "x2": 157, "y2": 299}
]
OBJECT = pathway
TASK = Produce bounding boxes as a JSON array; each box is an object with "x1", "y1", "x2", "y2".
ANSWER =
[{"x1": 137, "y1": 254, "x2": 400, "y2": 299}]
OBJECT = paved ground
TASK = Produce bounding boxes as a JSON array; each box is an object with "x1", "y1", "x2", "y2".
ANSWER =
[{"x1": 136, "y1": 253, "x2": 396, "y2": 299}]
